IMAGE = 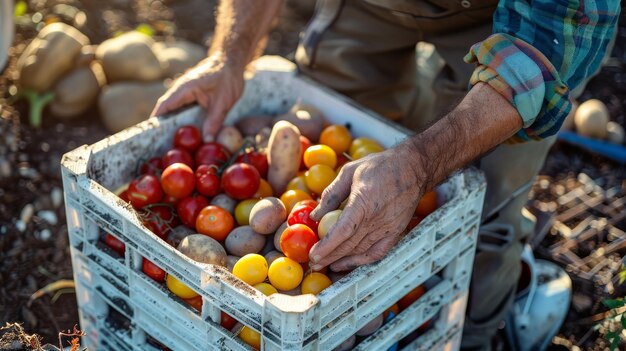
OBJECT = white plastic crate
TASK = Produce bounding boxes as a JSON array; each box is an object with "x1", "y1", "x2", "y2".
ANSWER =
[{"x1": 61, "y1": 56, "x2": 486, "y2": 351}]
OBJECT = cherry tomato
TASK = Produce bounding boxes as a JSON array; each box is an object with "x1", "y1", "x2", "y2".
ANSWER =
[
  {"x1": 336, "y1": 153, "x2": 350, "y2": 171},
  {"x1": 127, "y1": 174, "x2": 163, "y2": 209},
  {"x1": 253, "y1": 179, "x2": 273, "y2": 198},
  {"x1": 318, "y1": 209, "x2": 341, "y2": 239},
  {"x1": 142, "y1": 258, "x2": 166, "y2": 282},
  {"x1": 406, "y1": 216, "x2": 423, "y2": 231},
  {"x1": 294, "y1": 199, "x2": 318, "y2": 209},
  {"x1": 280, "y1": 190, "x2": 312, "y2": 214},
  {"x1": 166, "y1": 274, "x2": 198, "y2": 299},
  {"x1": 288, "y1": 205, "x2": 319, "y2": 233},
  {"x1": 299, "y1": 136, "x2": 312, "y2": 170},
  {"x1": 236, "y1": 150, "x2": 268, "y2": 178},
  {"x1": 119, "y1": 189, "x2": 130, "y2": 203},
  {"x1": 286, "y1": 175, "x2": 310, "y2": 193},
  {"x1": 139, "y1": 157, "x2": 163, "y2": 176},
  {"x1": 220, "y1": 311, "x2": 237, "y2": 330},
  {"x1": 303, "y1": 145, "x2": 337, "y2": 169},
  {"x1": 351, "y1": 144, "x2": 384, "y2": 160},
  {"x1": 195, "y1": 164, "x2": 221, "y2": 197},
  {"x1": 253, "y1": 282, "x2": 278, "y2": 296},
  {"x1": 239, "y1": 326, "x2": 261, "y2": 350},
  {"x1": 195, "y1": 142, "x2": 230, "y2": 167},
  {"x1": 349, "y1": 137, "x2": 382, "y2": 156},
  {"x1": 305, "y1": 164, "x2": 336, "y2": 195},
  {"x1": 104, "y1": 233, "x2": 125, "y2": 256},
  {"x1": 301, "y1": 272, "x2": 332, "y2": 295},
  {"x1": 161, "y1": 163, "x2": 195, "y2": 199},
  {"x1": 174, "y1": 125, "x2": 202, "y2": 153},
  {"x1": 142, "y1": 204, "x2": 179, "y2": 239},
  {"x1": 196, "y1": 205, "x2": 234, "y2": 241},
  {"x1": 268, "y1": 257, "x2": 303, "y2": 291},
  {"x1": 162, "y1": 194, "x2": 180, "y2": 206},
  {"x1": 232, "y1": 254, "x2": 268, "y2": 285},
  {"x1": 176, "y1": 195, "x2": 208, "y2": 229},
  {"x1": 415, "y1": 190, "x2": 438, "y2": 218},
  {"x1": 320, "y1": 125, "x2": 352, "y2": 154},
  {"x1": 398, "y1": 285, "x2": 426, "y2": 311},
  {"x1": 221, "y1": 163, "x2": 260, "y2": 200},
  {"x1": 162, "y1": 148, "x2": 194, "y2": 168},
  {"x1": 185, "y1": 295, "x2": 203, "y2": 312},
  {"x1": 234, "y1": 199, "x2": 259, "y2": 226},
  {"x1": 280, "y1": 224, "x2": 318, "y2": 263}
]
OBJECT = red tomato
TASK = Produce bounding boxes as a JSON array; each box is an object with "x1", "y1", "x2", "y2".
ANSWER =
[
  {"x1": 294, "y1": 199, "x2": 318, "y2": 209},
  {"x1": 195, "y1": 165, "x2": 221, "y2": 197},
  {"x1": 299, "y1": 136, "x2": 312, "y2": 170},
  {"x1": 236, "y1": 151, "x2": 268, "y2": 178},
  {"x1": 177, "y1": 195, "x2": 209, "y2": 229},
  {"x1": 161, "y1": 163, "x2": 195, "y2": 199},
  {"x1": 127, "y1": 174, "x2": 163, "y2": 209},
  {"x1": 280, "y1": 224, "x2": 319, "y2": 263},
  {"x1": 139, "y1": 157, "x2": 163, "y2": 176},
  {"x1": 406, "y1": 216, "x2": 422, "y2": 231},
  {"x1": 185, "y1": 295, "x2": 203, "y2": 312},
  {"x1": 104, "y1": 233, "x2": 125, "y2": 256},
  {"x1": 220, "y1": 312, "x2": 237, "y2": 330},
  {"x1": 174, "y1": 125, "x2": 202, "y2": 153},
  {"x1": 221, "y1": 163, "x2": 260, "y2": 200},
  {"x1": 336, "y1": 154, "x2": 349, "y2": 170},
  {"x1": 162, "y1": 148, "x2": 194, "y2": 168},
  {"x1": 142, "y1": 258, "x2": 166, "y2": 282},
  {"x1": 288, "y1": 205, "x2": 319, "y2": 233},
  {"x1": 195, "y1": 142, "x2": 230, "y2": 167},
  {"x1": 119, "y1": 189, "x2": 130, "y2": 202},
  {"x1": 398, "y1": 285, "x2": 426, "y2": 311},
  {"x1": 142, "y1": 205, "x2": 179, "y2": 239},
  {"x1": 162, "y1": 194, "x2": 180, "y2": 206}
]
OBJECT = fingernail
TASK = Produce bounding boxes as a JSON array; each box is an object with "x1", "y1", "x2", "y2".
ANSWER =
[{"x1": 312, "y1": 265, "x2": 322, "y2": 271}]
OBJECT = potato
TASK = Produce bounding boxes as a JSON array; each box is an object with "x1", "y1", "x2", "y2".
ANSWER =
[
  {"x1": 273, "y1": 103, "x2": 325, "y2": 142},
  {"x1": 216, "y1": 126, "x2": 244, "y2": 153},
  {"x1": 249, "y1": 197, "x2": 287, "y2": 234},
  {"x1": 327, "y1": 271, "x2": 347, "y2": 283},
  {"x1": 177, "y1": 234, "x2": 227, "y2": 267},
  {"x1": 267, "y1": 121, "x2": 301, "y2": 194},
  {"x1": 225, "y1": 226, "x2": 266, "y2": 256},
  {"x1": 75, "y1": 44, "x2": 97, "y2": 68},
  {"x1": 235, "y1": 115, "x2": 275, "y2": 136},
  {"x1": 260, "y1": 235, "x2": 276, "y2": 255},
  {"x1": 226, "y1": 255, "x2": 240, "y2": 272},
  {"x1": 575, "y1": 99, "x2": 609, "y2": 139},
  {"x1": 264, "y1": 251, "x2": 284, "y2": 266},
  {"x1": 210, "y1": 194, "x2": 237, "y2": 215},
  {"x1": 333, "y1": 335, "x2": 356, "y2": 351},
  {"x1": 166, "y1": 225, "x2": 195, "y2": 247},
  {"x1": 273, "y1": 221, "x2": 288, "y2": 253},
  {"x1": 50, "y1": 62, "x2": 106, "y2": 119},
  {"x1": 17, "y1": 23, "x2": 89, "y2": 92},
  {"x1": 96, "y1": 31, "x2": 163, "y2": 82},
  {"x1": 255, "y1": 127, "x2": 272, "y2": 150},
  {"x1": 98, "y1": 81, "x2": 167, "y2": 132},
  {"x1": 153, "y1": 40, "x2": 206, "y2": 78},
  {"x1": 356, "y1": 314, "x2": 383, "y2": 336}
]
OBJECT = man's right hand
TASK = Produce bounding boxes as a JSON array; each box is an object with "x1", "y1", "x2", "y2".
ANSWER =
[{"x1": 151, "y1": 52, "x2": 245, "y2": 142}]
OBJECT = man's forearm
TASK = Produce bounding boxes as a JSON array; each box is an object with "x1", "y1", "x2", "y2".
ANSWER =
[
  {"x1": 403, "y1": 82, "x2": 523, "y2": 190},
  {"x1": 210, "y1": 0, "x2": 283, "y2": 70}
]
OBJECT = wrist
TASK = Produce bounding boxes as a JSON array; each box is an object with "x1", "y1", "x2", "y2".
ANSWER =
[{"x1": 396, "y1": 139, "x2": 431, "y2": 191}]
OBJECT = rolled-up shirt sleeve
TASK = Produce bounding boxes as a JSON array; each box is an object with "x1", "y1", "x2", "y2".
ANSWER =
[{"x1": 464, "y1": 0, "x2": 620, "y2": 142}]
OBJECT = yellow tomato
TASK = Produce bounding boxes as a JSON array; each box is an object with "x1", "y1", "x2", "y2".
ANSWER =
[
  {"x1": 351, "y1": 144, "x2": 384, "y2": 160},
  {"x1": 280, "y1": 189, "x2": 313, "y2": 213},
  {"x1": 305, "y1": 164, "x2": 336, "y2": 195},
  {"x1": 349, "y1": 137, "x2": 382, "y2": 156},
  {"x1": 303, "y1": 145, "x2": 337, "y2": 169},
  {"x1": 166, "y1": 275, "x2": 199, "y2": 299},
  {"x1": 233, "y1": 254, "x2": 268, "y2": 286},
  {"x1": 320, "y1": 125, "x2": 352, "y2": 154},
  {"x1": 318, "y1": 209, "x2": 342, "y2": 239},
  {"x1": 286, "y1": 175, "x2": 310, "y2": 193},
  {"x1": 253, "y1": 178, "x2": 273, "y2": 198},
  {"x1": 234, "y1": 199, "x2": 259, "y2": 226},
  {"x1": 301, "y1": 272, "x2": 332, "y2": 295},
  {"x1": 253, "y1": 282, "x2": 278, "y2": 296},
  {"x1": 268, "y1": 257, "x2": 303, "y2": 291},
  {"x1": 239, "y1": 326, "x2": 261, "y2": 350}
]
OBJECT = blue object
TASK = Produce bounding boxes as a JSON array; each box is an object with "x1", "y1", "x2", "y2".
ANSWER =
[
  {"x1": 557, "y1": 131, "x2": 626, "y2": 164},
  {"x1": 385, "y1": 312, "x2": 399, "y2": 351}
]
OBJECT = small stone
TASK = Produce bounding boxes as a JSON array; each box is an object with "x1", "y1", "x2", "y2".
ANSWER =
[
  {"x1": 37, "y1": 211, "x2": 58, "y2": 225},
  {"x1": 51, "y1": 187, "x2": 63, "y2": 208},
  {"x1": 37, "y1": 229, "x2": 52, "y2": 241},
  {"x1": 20, "y1": 204, "x2": 35, "y2": 224},
  {"x1": 15, "y1": 220, "x2": 26, "y2": 232},
  {"x1": 0, "y1": 158, "x2": 11, "y2": 178}
]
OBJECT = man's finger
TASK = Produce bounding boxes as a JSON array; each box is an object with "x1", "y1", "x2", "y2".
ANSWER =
[
  {"x1": 151, "y1": 87, "x2": 194, "y2": 117},
  {"x1": 202, "y1": 98, "x2": 226, "y2": 142},
  {"x1": 310, "y1": 165, "x2": 354, "y2": 221},
  {"x1": 330, "y1": 235, "x2": 397, "y2": 272}
]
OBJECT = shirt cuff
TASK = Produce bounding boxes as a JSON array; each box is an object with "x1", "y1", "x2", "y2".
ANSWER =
[{"x1": 464, "y1": 33, "x2": 571, "y2": 141}]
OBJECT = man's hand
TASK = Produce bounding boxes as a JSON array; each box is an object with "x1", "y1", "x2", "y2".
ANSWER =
[
  {"x1": 309, "y1": 146, "x2": 424, "y2": 272},
  {"x1": 151, "y1": 53, "x2": 245, "y2": 141}
]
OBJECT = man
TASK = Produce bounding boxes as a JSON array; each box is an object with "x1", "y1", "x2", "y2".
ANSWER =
[{"x1": 152, "y1": 1, "x2": 619, "y2": 349}]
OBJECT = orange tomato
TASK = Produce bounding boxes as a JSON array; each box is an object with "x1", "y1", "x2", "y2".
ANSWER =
[
  {"x1": 280, "y1": 224, "x2": 318, "y2": 263},
  {"x1": 303, "y1": 145, "x2": 337, "y2": 169},
  {"x1": 253, "y1": 282, "x2": 278, "y2": 296},
  {"x1": 239, "y1": 326, "x2": 261, "y2": 350},
  {"x1": 234, "y1": 199, "x2": 259, "y2": 226},
  {"x1": 280, "y1": 189, "x2": 313, "y2": 213},
  {"x1": 166, "y1": 274, "x2": 199, "y2": 299},
  {"x1": 286, "y1": 175, "x2": 310, "y2": 193},
  {"x1": 301, "y1": 272, "x2": 332, "y2": 295},
  {"x1": 185, "y1": 295, "x2": 203, "y2": 312},
  {"x1": 196, "y1": 205, "x2": 234, "y2": 241},
  {"x1": 351, "y1": 144, "x2": 384, "y2": 160},
  {"x1": 415, "y1": 190, "x2": 438, "y2": 218},
  {"x1": 398, "y1": 285, "x2": 426, "y2": 311},
  {"x1": 299, "y1": 136, "x2": 312, "y2": 170},
  {"x1": 349, "y1": 137, "x2": 382, "y2": 156},
  {"x1": 383, "y1": 303, "x2": 399, "y2": 320},
  {"x1": 268, "y1": 257, "x2": 304, "y2": 291},
  {"x1": 294, "y1": 199, "x2": 318, "y2": 210},
  {"x1": 320, "y1": 125, "x2": 352, "y2": 154},
  {"x1": 253, "y1": 178, "x2": 273, "y2": 198},
  {"x1": 305, "y1": 164, "x2": 336, "y2": 195},
  {"x1": 233, "y1": 254, "x2": 268, "y2": 286}
]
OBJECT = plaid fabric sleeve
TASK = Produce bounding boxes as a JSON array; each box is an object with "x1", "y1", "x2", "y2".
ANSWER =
[{"x1": 464, "y1": 1, "x2": 620, "y2": 142}]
